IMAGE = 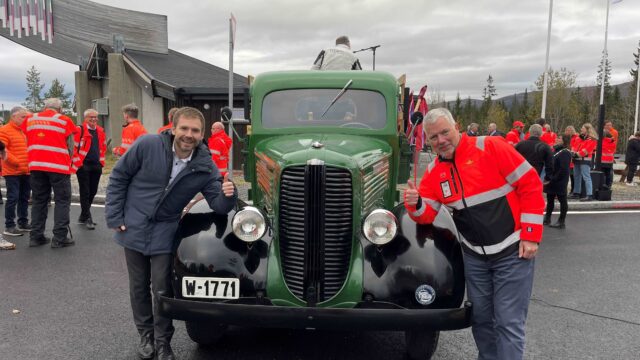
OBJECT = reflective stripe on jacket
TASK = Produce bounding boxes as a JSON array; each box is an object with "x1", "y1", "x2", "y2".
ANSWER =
[
  {"x1": 405, "y1": 135, "x2": 545, "y2": 258},
  {"x1": 22, "y1": 109, "x2": 77, "y2": 174},
  {"x1": 72, "y1": 122, "x2": 107, "y2": 172},
  {"x1": 113, "y1": 119, "x2": 147, "y2": 156}
]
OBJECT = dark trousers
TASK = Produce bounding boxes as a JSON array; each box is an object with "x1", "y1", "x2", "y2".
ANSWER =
[
  {"x1": 627, "y1": 163, "x2": 638, "y2": 183},
  {"x1": 545, "y1": 193, "x2": 568, "y2": 223},
  {"x1": 30, "y1": 171, "x2": 71, "y2": 241},
  {"x1": 4, "y1": 175, "x2": 31, "y2": 228},
  {"x1": 124, "y1": 248, "x2": 175, "y2": 344},
  {"x1": 76, "y1": 165, "x2": 102, "y2": 221},
  {"x1": 601, "y1": 165, "x2": 613, "y2": 188}
]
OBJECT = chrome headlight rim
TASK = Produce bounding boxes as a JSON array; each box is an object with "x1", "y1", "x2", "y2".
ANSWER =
[
  {"x1": 232, "y1": 206, "x2": 267, "y2": 243},
  {"x1": 362, "y1": 209, "x2": 398, "y2": 245}
]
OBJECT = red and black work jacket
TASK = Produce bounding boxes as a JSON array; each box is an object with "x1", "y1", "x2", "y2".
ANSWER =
[
  {"x1": 22, "y1": 109, "x2": 78, "y2": 175},
  {"x1": 72, "y1": 122, "x2": 107, "y2": 172},
  {"x1": 405, "y1": 134, "x2": 545, "y2": 259},
  {"x1": 572, "y1": 135, "x2": 597, "y2": 162}
]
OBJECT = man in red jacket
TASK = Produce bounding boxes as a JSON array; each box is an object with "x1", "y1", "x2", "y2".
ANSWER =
[
  {"x1": 505, "y1": 120, "x2": 524, "y2": 146},
  {"x1": 72, "y1": 109, "x2": 107, "y2": 230},
  {"x1": 113, "y1": 104, "x2": 147, "y2": 156},
  {"x1": 404, "y1": 108, "x2": 544, "y2": 360},
  {"x1": 208, "y1": 121, "x2": 232, "y2": 177}
]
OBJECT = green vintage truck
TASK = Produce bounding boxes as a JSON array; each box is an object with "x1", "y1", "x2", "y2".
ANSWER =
[{"x1": 159, "y1": 70, "x2": 471, "y2": 359}]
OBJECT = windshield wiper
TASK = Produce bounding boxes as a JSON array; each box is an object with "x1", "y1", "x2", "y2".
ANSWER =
[{"x1": 320, "y1": 79, "x2": 353, "y2": 119}]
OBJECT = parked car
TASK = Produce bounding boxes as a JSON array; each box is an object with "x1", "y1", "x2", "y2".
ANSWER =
[{"x1": 158, "y1": 70, "x2": 471, "y2": 359}]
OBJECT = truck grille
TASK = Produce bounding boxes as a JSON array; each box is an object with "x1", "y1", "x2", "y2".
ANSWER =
[{"x1": 279, "y1": 164, "x2": 353, "y2": 305}]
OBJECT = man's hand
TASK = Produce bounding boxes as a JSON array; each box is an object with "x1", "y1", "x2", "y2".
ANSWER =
[
  {"x1": 404, "y1": 181, "x2": 420, "y2": 206},
  {"x1": 113, "y1": 225, "x2": 126, "y2": 232},
  {"x1": 222, "y1": 173, "x2": 235, "y2": 197},
  {"x1": 519, "y1": 240, "x2": 538, "y2": 259}
]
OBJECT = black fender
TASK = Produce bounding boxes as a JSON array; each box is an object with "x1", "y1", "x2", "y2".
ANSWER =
[
  {"x1": 360, "y1": 204, "x2": 465, "y2": 309},
  {"x1": 172, "y1": 200, "x2": 273, "y2": 299}
]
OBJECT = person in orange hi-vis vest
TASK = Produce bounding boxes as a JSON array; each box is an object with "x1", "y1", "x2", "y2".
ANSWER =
[
  {"x1": 22, "y1": 98, "x2": 79, "y2": 248},
  {"x1": 208, "y1": 121, "x2": 232, "y2": 177},
  {"x1": 604, "y1": 120, "x2": 618, "y2": 144},
  {"x1": 600, "y1": 129, "x2": 617, "y2": 189},
  {"x1": 71, "y1": 109, "x2": 107, "y2": 230},
  {"x1": 157, "y1": 107, "x2": 179, "y2": 134},
  {"x1": 113, "y1": 103, "x2": 147, "y2": 156},
  {"x1": 404, "y1": 108, "x2": 543, "y2": 360}
]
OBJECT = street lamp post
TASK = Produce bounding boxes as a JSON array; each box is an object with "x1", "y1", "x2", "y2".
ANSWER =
[
  {"x1": 594, "y1": 0, "x2": 612, "y2": 172},
  {"x1": 634, "y1": 40, "x2": 640, "y2": 133},
  {"x1": 541, "y1": 0, "x2": 554, "y2": 119}
]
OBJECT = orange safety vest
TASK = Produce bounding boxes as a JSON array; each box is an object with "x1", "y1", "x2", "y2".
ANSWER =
[
  {"x1": 113, "y1": 119, "x2": 147, "y2": 156},
  {"x1": 22, "y1": 109, "x2": 77, "y2": 175},
  {"x1": 573, "y1": 136, "x2": 597, "y2": 161},
  {"x1": 208, "y1": 131, "x2": 232, "y2": 176},
  {"x1": 405, "y1": 134, "x2": 544, "y2": 257},
  {"x1": 601, "y1": 137, "x2": 616, "y2": 164},
  {"x1": 71, "y1": 122, "x2": 107, "y2": 173}
]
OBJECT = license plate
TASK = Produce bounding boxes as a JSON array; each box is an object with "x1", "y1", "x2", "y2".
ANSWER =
[{"x1": 182, "y1": 277, "x2": 240, "y2": 299}]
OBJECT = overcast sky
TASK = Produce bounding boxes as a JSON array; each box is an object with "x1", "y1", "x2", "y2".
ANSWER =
[{"x1": 1, "y1": 0, "x2": 639, "y2": 110}]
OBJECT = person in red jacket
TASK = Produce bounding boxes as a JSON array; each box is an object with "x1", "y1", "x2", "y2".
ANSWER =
[
  {"x1": 569, "y1": 123, "x2": 598, "y2": 201},
  {"x1": 208, "y1": 121, "x2": 232, "y2": 177},
  {"x1": 22, "y1": 98, "x2": 79, "y2": 248},
  {"x1": 505, "y1": 120, "x2": 524, "y2": 146},
  {"x1": 404, "y1": 108, "x2": 543, "y2": 360},
  {"x1": 542, "y1": 124, "x2": 557, "y2": 147},
  {"x1": 157, "y1": 107, "x2": 178, "y2": 134},
  {"x1": 72, "y1": 109, "x2": 107, "y2": 229},
  {"x1": 113, "y1": 104, "x2": 147, "y2": 156},
  {"x1": 564, "y1": 125, "x2": 579, "y2": 193},
  {"x1": 600, "y1": 130, "x2": 617, "y2": 189}
]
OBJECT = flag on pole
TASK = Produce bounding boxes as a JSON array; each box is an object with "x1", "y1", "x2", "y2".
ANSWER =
[
  {"x1": 8, "y1": 0, "x2": 13, "y2": 36},
  {"x1": 46, "y1": 0, "x2": 52, "y2": 43},
  {"x1": 0, "y1": 0, "x2": 6, "y2": 28},
  {"x1": 38, "y1": 0, "x2": 45, "y2": 40},
  {"x1": 21, "y1": 0, "x2": 28, "y2": 33},
  {"x1": 230, "y1": 12, "x2": 236, "y2": 49},
  {"x1": 30, "y1": 0, "x2": 36, "y2": 34}
]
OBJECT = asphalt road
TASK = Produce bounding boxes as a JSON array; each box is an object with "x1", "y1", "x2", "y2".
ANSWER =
[{"x1": 1, "y1": 205, "x2": 639, "y2": 359}]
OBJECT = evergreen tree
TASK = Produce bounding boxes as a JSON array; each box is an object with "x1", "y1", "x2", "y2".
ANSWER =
[
  {"x1": 596, "y1": 52, "x2": 613, "y2": 101},
  {"x1": 23, "y1": 65, "x2": 45, "y2": 111},
  {"x1": 44, "y1": 79, "x2": 73, "y2": 115},
  {"x1": 481, "y1": 74, "x2": 497, "y2": 122},
  {"x1": 631, "y1": 49, "x2": 639, "y2": 84},
  {"x1": 453, "y1": 92, "x2": 462, "y2": 120},
  {"x1": 510, "y1": 93, "x2": 519, "y2": 121},
  {"x1": 521, "y1": 89, "x2": 530, "y2": 121}
]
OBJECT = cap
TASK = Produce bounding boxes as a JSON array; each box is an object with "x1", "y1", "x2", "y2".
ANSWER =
[{"x1": 513, "y1": 121, "x2": 524, "y2": 128}]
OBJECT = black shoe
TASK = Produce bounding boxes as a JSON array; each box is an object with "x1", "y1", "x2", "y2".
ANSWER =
[
  {"x1": 51, "y1": 237, "x2": 75, "y2": 248},
  {"x1": 137, "y1": 334, "x2": 154, "y2": 359},
  {"x1": 543, "y1": 217, "x2": 551, "y2": 226},
  {"x1": 16, "y1": 223, "x2": 32, "y2": 232},
  {"x1": 549, "y1": 221, "x2": 565, "y2": 229},
  {"x1": 77, "y1": 216, "x2": 88, "y2": 224},
  {"x1": 29, "y1": 236, "x2": 51, "y2": 247},
  {"x1": 568, "y1": 193, "x2": 580, "y2": 199},
  {"x1": 85, "y1": 219, "x2": 96, "y2": 230},
  {"x1": 156, "y1": 342, "x2": 175, "y2": 360},
  {"x1": 579, "y1": 196, "x2": 593, "y2": 202},
  {"x1": 3, "y1": 227, "x2": 24, "y2": 237}
]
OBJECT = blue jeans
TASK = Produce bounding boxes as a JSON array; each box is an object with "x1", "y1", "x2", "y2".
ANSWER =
[
  {"x1": 572, "y1": 162, "x2": 592, "y2": 196},
  {"x1": 463, "y1": 248, "x2": 536, "y2": 360},
  {"x1": 4, "y1": 175, "x2": 31, "y2": 228}
]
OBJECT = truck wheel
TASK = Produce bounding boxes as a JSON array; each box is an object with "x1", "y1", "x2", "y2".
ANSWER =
[
  {"x1": 405, "y1": 330, "x2": 439, "y2": 360},
  {"x1": 185, "y1": 321, "x2": 227, "y2": 346}
]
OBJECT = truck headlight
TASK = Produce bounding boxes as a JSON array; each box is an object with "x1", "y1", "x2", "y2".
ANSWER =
[
  {"x1": 232, "y1": 207, "x2": 266, "y2": 242},
  {"x1": 363, "y1": 209, "x2": 398, "y2": 245}
]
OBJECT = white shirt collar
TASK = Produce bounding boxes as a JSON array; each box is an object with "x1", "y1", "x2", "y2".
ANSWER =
[{"x1": 172, "y1": 143, "x2": 194, "y2": 163}]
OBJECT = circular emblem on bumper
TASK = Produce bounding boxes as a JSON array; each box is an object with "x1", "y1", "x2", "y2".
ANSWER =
[{"x1": 415, "y1": 284, "x2": 436, "y2": 305}]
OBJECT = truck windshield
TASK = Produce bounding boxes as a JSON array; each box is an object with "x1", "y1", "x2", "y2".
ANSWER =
[{"x1": 262, "y1": 89, "x2": 387, "y2": 129}]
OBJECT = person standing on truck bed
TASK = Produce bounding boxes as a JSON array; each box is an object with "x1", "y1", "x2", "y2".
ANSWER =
[
  {"x1": 403, "y1": 108, "x2": 544, "y2": 360},
  {"x1": 311, "y1": 35, "x2": 362, "y2": 70}
]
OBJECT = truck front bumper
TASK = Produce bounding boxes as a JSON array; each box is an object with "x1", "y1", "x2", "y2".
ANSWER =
[{"x1": 158, "y1": 295, "x2": 472, "y2": 331}]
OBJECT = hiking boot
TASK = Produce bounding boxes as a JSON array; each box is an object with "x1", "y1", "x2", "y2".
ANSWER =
[
  {"x1": 51, "y1": 237, "x2": 75, "y2": 248},
  {"x1": 29, "y1": 236, "x2": 51, "y2": 247},
  {"x1": 85, "y1": 219, "x2": 96, "y2": 230},
  {"x1": 137, "y1": 334, "x2": 155, "y2": 359},
  {"x1": 17, "y1": 223, "x2": 32, "y2": 232},
  {"x1": 3, "y1": 227, "x2": 24, "y2": 237},
  {"x1": 0, "y1": 238, "x2": 16, "y2": 250},
  {"x1": 155, "y1": 342, "x2": 175, "y2": 360}
]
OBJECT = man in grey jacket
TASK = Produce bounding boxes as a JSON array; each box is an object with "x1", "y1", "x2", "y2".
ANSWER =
[{"x1": 105, "y1": 107, "x2": 237, "y2": 360}]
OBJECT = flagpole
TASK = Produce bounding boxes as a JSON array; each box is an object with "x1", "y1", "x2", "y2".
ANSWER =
[
  {"x1": 594, "y1": 0, "x2": 611, "y2": 172},
  {"x1": 541, "y1": 0, "x2": 553, "y2": 119},
  {"x1": 634, "y1": 39, "x2": 640, "y2": 133}
]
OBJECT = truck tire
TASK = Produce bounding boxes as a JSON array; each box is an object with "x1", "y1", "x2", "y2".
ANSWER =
[
  {"x1": 405, "y1": 330, "x2": 439, "y2": 360},
  {"x1": 185, "y1": 321, "x2": 227, "y2": 346}
]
